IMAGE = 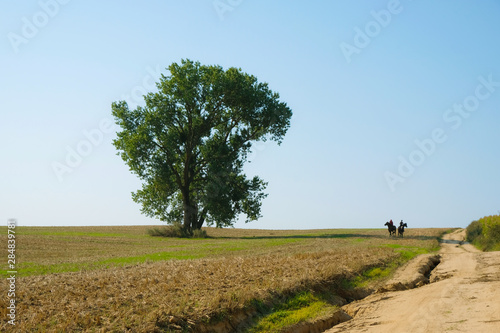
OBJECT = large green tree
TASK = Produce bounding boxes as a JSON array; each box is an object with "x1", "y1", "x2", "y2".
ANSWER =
[{"x1": 112, "y1": 59, "x2": 292, "y2": 233}]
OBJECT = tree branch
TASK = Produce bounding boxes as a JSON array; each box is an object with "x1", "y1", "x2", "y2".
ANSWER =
[{"x1": 152, "y1": 140, "x2": 183, "y2": 188}]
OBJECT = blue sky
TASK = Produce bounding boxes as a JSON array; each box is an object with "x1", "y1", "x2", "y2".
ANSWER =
[{"x1": 2, "y1": 0, "x2": 499, "y2": 229}]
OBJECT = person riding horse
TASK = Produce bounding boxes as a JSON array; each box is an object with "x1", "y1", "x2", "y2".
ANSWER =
[
  {"x1": 398, "y1": 220, "x2": 408, "y2": 237},
  {"x1": 384, "y1": 221, "x2": 396, "y2": 236}
]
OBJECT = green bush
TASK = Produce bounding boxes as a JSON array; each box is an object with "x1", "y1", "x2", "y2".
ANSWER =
[
  {"x1": 466, "y1": 215, "x2": 500, "y2": 251},
  {"x1": 466, "y1": 220, "x2": 482, "y2": 243}
]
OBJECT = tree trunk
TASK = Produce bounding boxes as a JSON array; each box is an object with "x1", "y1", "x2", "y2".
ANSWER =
[
  {"x1": 183, "y1": 201, "x2": 198, "y2": 234},
  {"x1": 182, "y1": 147, "x2": 199, "y2": 233},
  {"x1": 195, "y1": 208, "x2": 207, "y2": 230}
]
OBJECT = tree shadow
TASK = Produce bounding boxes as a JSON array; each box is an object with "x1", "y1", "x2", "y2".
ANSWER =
[{"x1": 220, "y1": 233, "x2": 439, "y2": 241}]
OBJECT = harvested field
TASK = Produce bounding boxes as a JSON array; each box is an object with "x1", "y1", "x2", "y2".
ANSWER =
[{"x1": 0, "y1": 226, "x2": 448, "y2": 332}]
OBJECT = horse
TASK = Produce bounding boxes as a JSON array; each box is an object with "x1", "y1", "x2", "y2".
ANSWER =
[
  {"x1": 398, "y1": 223, "x2": 408, "y2": 237},
  {"x1": 384, "y1": 222, "x2": 396, "y2": 236}
]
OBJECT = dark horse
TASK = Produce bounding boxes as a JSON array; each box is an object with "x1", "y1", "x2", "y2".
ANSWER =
[
  {"x1": 384, "y1": 222, "x2": 396, "y2": 236},
  {"x1": 398, "y1": 223, "x2": 408, "y2": 237}
]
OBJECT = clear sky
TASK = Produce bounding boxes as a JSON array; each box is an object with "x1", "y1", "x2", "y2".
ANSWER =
[{"x1": 2, "y1": 0, "x2": 499, "y2": 229}]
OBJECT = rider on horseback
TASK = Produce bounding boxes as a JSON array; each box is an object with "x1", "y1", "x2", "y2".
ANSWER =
[
  {"x1": 385, "y1": 220, "x2": 396, "y2": 236},
  {"x1": 398, "y1": 220, "x2": 407, "y2": 237}
]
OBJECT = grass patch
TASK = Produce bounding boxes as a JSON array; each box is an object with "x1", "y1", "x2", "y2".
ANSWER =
[
  {"x1": 345, "y1": 263, "x2": 395, "y2": 289},
  {"x1": 381, "y1": 243, "x2": 403, "y2": 248},
  {"x1": 396, "y1": 248, "x2": 427, "y2": 261},
  {"x1": 12, "y1": 251, "x2": 207, "y2": 276},
  {"x1": 350, "y1": 238, "x2": 366, "y2": 243},
  {"x1": 363, "y1": 266, "x2": 391, "y2": 279},
  {"x1": 247, "y1": 292, "x2": 335, "y2": 333}
]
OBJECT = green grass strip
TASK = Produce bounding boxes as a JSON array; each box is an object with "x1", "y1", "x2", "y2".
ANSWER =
[
  {"x1": 247, "y1": 292, "x2": 335, "y2": 333},
  {"x1": 1, "y1": 251, "x2": 206, "y2": 277}
]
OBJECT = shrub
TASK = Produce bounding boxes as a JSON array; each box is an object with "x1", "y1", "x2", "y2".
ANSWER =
[
  {"x1": 192, "y1": 228, "x2": 208, "y2": 238},
  {"x1": 147, "y1": 224, "x2": 208, "y2": 238},
  {"x1": 484, "y1": 216, "x2": 500, "y2": 241},
  {"x1": 466, "y1": 220, "x2": 482, "y2": 243},
  {"x1": 466, "y1": 215, "x2": 500, "y2": 251},
  {"x1": 147, "y1": 223, "x2": 191, "y2": 238}
]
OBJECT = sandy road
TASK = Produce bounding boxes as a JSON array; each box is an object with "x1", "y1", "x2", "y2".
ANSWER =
[{"x1": 324, "y1": 229, "x2": 500, "y2": 332}]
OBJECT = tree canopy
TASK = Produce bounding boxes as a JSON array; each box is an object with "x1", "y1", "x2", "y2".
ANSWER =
[{"x1": 112, "y1": 59, "x2": 292, "y2": 233}]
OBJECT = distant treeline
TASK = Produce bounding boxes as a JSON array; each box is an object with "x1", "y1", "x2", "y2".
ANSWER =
[{"x1": 466, "y1": 214, "x2": 500, "y2": 251}]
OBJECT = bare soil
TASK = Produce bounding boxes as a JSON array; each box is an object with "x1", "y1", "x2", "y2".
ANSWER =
[{"x1": 324, "y1": 229, "x2": 500, "y2": 332}]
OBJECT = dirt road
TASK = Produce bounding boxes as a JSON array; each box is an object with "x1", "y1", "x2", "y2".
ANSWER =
[{"x1": 324, "y1": 229, "x2": 500, "y2": 332}]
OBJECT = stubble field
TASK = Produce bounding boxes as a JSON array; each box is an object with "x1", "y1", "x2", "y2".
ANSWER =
[{"x1": 0, "y1": 226, "x2": 449, "y2": 332}]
